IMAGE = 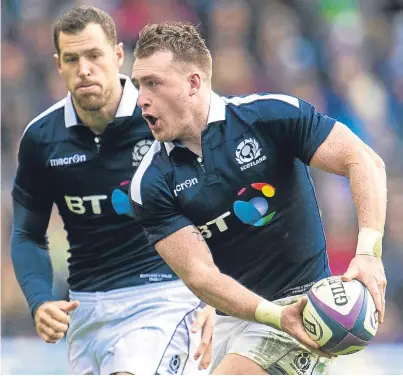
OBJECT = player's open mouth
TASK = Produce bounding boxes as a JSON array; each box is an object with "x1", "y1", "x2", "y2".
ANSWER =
[{"x1": 143, "y1": 115, "x2": 159, "y2": 128}]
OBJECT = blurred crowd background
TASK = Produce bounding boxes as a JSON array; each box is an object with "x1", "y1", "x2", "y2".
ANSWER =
[{"x1": 2, "y1": 0, "x2": 403, "y2": 373}]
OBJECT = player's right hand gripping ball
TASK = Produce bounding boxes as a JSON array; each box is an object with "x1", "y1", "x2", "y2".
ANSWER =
[{"x1": 302, "y1": 276, "x2": 378, "y2": 355}]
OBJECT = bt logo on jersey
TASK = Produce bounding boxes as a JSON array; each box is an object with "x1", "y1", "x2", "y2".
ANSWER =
[
  {"x1": 234, "y1": 183, "x2": 276, "y2": 226},
  {"x1": 198, "y1": 182, "x2": 277, "y2": 238},
  {"x1": 66, "y1": 181, "x2": 136, "y2": 217},
  {"x1": 65, "y1": 195, "x2": 107, "y2": 214},
  {"x1": 112, "y1": 180, "x2": 135, "y2": 218}
]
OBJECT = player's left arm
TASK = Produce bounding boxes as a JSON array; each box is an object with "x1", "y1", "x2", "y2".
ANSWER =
[{"x1": 310, "y1": 121, "x2": 387, "y2": 323}]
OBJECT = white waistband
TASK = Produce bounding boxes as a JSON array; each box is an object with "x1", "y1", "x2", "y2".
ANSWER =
[{"x1": 69, "y1": 279, "x2": 188, "y2": 303}]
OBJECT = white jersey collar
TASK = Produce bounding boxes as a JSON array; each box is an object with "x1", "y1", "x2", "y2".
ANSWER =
[
  {"x1": 164, "y1": 91, "x2": 226, "y2": 155},
  {"x1": 64, "y1": 74, "x2": 138, "y2": 128}
]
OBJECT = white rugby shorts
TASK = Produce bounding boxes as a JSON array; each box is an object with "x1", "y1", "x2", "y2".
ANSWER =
[
  {"x1": 211, "y1": 295, "x2": 334, "y2": 375},
  {"x1": 67, "y1": 280, "x2": 205, "y2": 375}
]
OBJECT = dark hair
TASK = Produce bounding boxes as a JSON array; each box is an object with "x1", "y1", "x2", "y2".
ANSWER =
[
  {"x1": 53, "y1": 5, "x2": 117, "y2": 54},
  {"x1": 134, "y1": 21, "x2": 212, "y2": 79}
]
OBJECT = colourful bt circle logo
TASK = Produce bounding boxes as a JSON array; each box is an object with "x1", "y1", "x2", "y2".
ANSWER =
[{"x1": 233, "y1": 183, "x2": 276, "y2": 227}]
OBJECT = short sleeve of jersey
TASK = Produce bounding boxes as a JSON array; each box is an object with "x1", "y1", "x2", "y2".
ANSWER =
[
  {"x1": 255, "y1": 95, "x2": 336, "y2": 165},
  {"x1": 12, "y1": 128, "x2": 53, "y2": 211},
  {"x1": 130, "y1": 163, "x2": 193, "y2": 246}
]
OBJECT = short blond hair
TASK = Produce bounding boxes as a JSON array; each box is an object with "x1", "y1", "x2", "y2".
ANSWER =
[{"x1": 134, "y1": 21, "x2": 212, "y2": 80}]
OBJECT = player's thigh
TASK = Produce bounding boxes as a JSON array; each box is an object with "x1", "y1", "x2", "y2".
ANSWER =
[
  {"x1": 100, "y1": 326, "x2": 165, "y2": 375},
  {"x1": 211, "y1": 317, "x2": 333, "y2": 375},
  {"x1": 210, "y1": 315, "x2": 251, "y2": 373},
  {"x1": 155, "y1": 306, "x2": 206, "y2": 375},
  {"x1": 100, "y1": 306, "x2": 203, "y2": 375},
  {"x1": 229, "y1": 323, "x2": 333, "y2": 375},
  {"x1": 67, "y1": 304, "x2": 98, "y2": 374},
  {"x1": 212, "y1": 354, "x2": 268, "y2": 375}
]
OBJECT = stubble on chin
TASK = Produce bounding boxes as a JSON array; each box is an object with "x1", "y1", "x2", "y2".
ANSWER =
[
  {"x1": 75, "y1": 94, "x2": 105, "y2": 111},
  {"x1": 152, "y1": 131, "x2": 165, "y2": 142}
]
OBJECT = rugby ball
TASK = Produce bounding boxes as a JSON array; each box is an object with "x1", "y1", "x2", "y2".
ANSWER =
[{"x1": 302, "y1": 276, "x2": 378, "y2": 355}]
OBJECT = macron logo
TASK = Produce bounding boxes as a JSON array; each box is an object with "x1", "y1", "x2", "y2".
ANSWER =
[
  {"x1": 49, "y1": 154, "x2": 86, "y2": 167},
  {"x1": 174, "y1": 178, "x2": 198, "y2": 196}
]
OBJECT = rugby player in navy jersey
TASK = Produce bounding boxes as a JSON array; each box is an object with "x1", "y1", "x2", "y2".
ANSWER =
[
  {"x1": 11, "y1": 8, "x2": 214, "y2": 375},
  {"x1": 130, "y1": 22, "x2": 387, "y2": 374}
]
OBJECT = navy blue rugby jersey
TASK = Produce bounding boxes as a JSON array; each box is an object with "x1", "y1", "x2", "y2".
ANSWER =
[
  {"x1": 13, "y1": 75, "x2": 177, "y2": 291},
  {"x1": 130, "y1": 93, "x2": 336, "y2": 301}
]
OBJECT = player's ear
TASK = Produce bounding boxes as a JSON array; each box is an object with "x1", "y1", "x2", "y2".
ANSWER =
[
  {"x1": 53, "y1": 53, "x2": 62, "y2": 74},
  {"x1": 115, "y1": 42, "x2": 124, "y2": 68},
  {"x1": 189, "y1": 73, "x2": 201, "y2": 96}
]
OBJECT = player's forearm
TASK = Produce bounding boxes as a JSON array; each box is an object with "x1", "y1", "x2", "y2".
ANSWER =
[
  {"x1": 155, "y1": 226, "x2": 281, "y2": 327},
  {"x1": 185, "y1": 265, "x2": 284, "y2": 329},
  {"x1": 185, "y1": 264, "x2": 262, "y2": 321},
  {"x1": 11, "y1": 199, "x2": 54, "y2": 316},
  {"x1": 155, "y1": 226, "x2": 260, "y2": 321},
  {"x1": 347, "y1": 146, "x2": 387, "y2": 234}
]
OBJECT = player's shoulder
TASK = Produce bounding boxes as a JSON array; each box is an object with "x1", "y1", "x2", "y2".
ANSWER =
[
  {"x1": 223, "y1": 92, "x2": 301, "y2": 109},
  {"x1": 131, "y1": 141, "x2": 172, "y2": 205},
  {"x1": 223, "y1": 92, "x2": 308, "y2": 121},
  {"x1": 22, "y1": 97, "x2": 67, "y2": 143}
]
